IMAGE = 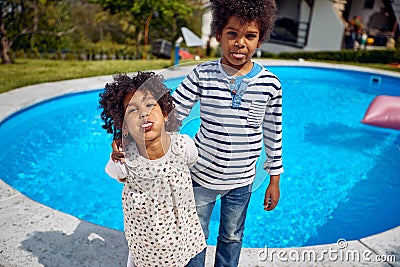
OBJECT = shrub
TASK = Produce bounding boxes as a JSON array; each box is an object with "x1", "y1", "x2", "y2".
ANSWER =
[{"x1": 278, "y1": 49, "x2": 399, "y2": 64}]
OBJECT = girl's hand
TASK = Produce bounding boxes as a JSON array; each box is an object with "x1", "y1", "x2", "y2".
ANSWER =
[
  {"x1": 111, "y1": 138, "x2": 125, "y2": 163},
  {"x1": 264, "y1": 175, "x2": 280, "y2": 211}
]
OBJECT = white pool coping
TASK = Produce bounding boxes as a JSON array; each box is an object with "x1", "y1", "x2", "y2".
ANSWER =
[{"x1": 0, "y1": 59, "x2": 399, "y2": 267}]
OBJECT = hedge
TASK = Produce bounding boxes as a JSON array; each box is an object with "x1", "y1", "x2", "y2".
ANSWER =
[{"x1": 278, "y1": 49, "x2": 400, "y2": 64}]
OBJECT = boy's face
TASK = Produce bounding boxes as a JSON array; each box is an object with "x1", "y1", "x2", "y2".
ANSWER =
[
  {"x1": 217, "y1": 16, "x2": 261, "y2": 73},
  {"x1": 123, "y1": 90, "x2": 167, "y2": 144}
]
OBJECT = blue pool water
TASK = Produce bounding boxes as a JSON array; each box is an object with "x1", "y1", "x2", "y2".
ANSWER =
[{"x1": 0, "y1": 66, "x2": 399, "y2": 248}]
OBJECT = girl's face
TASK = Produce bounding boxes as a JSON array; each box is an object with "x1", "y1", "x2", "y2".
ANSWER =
[
  {"x1": 217, "y1": 16, "x2": 261, "y2": 74},
  {"x1": 123, "y1": 90, "x2": 167, "y2": 144}
]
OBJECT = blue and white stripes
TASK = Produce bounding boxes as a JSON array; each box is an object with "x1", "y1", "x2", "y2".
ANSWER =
[{"x1": 173, "y1": 60, "x2": 283, "y2": 190}]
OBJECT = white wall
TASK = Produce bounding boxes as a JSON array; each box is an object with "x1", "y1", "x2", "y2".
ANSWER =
[
  {"x1": 201, "y1": 8, "x2": 219, "y2": 48},
  {"x1": 305, "y1": 0, "x2": 345, "y2": 51}
]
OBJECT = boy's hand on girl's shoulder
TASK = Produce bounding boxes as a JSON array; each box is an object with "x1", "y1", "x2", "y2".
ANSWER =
[
  {"x1": 111, "y1": 138, "x2": 125, "y2": 163},
  {"x1": 264, "y1": 175, "x2": 280, "y2": 211}
]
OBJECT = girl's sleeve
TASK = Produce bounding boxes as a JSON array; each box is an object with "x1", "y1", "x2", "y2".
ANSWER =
[
  {"x1": 105, "y1": 156, "x2": 128, "y2": 182},
  {"x1": 263, "y1": 79, "x2": 284, "y2": 175},
  {"x1": 172, "y1": 67, "x2": 201, "y2": 122},
  {"x1": 182, "y1": 134, "x2": 198, "y2": 168}
]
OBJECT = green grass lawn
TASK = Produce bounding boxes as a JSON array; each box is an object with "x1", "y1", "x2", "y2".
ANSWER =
[
  {"x1": 0, "y1": 59, "x2": 173, "y2": 94},
  {"x1": 1, "y1": 58, "x2": 399, "y2": 94}
]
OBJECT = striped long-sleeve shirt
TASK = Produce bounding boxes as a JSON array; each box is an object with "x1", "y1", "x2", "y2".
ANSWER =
[{"x1": 173, "y1": 59, "x2": 283, "y2": 190}]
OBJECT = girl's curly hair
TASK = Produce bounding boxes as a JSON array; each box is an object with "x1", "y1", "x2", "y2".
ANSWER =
[
  {"x1": 98, "y1": 72, "x2": 181, "y2": 140},
  {"x1": 210, "y1": 0, "x2": 277, "y2": 42}
]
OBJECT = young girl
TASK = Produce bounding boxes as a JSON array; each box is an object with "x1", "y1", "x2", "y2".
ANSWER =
[
  {"x1": 99, "y1": 72, "x2": 206, "y2": 267},
  {"x1": 112, "y1": 1, "x2": 283, "y2": 265}
]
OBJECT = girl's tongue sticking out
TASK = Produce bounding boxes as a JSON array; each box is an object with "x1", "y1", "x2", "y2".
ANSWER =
[{"x1": 142, "y1": 121, "x2": 153, "y2": 132}]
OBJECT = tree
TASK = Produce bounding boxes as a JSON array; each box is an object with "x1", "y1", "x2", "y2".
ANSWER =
[
  {"x1": 91, "y1": 0, "x2": 195, "y2": 59},
  {"x1": 0, "y1": 1, "x2": 15, "y2": 64},
  {"x1": 0, "y1": 0, "x2": 77, "y2": 64},
  {"x1": 0, "y1": 0, "x2": 206, "y2": 63},
  {"x1": 67, "y1": 0, "x2": 136, "y2": 56}
]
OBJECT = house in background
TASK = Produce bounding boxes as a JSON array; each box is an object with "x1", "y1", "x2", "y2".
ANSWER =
[{"x1": 201, "y1": 0, "x2": 399, "y2": 54}]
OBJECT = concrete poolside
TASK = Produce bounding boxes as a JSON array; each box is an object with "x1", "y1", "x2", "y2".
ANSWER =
[{"x1": 0, "y1": 60, "x2": 399, "y2": 267}]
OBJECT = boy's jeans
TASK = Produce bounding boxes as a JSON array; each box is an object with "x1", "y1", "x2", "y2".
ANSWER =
[{"x1": 186, "y1": 180, "x2": 252, "y2": 267}]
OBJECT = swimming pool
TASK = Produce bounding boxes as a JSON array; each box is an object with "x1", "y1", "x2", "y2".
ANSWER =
[{"x1": 0, "y1": 66, "x2": 399, "y2": 248}]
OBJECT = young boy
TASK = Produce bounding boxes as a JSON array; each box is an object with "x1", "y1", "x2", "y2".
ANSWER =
[
  {"x1": 112, "y1": 0, "x2": 282, "y2": 265},
  {"x1": 173, "y1": 0, "x2": 283, "y2": 266}
]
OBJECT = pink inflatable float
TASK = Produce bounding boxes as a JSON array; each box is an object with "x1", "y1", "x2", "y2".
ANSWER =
[{"x1": 361, "y1": 95, "x2": 400, "y2": 130}]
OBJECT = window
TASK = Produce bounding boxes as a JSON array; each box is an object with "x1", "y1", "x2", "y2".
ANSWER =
[{"x1": 364, "y1": 0, "x2": 374, "y2": 9}]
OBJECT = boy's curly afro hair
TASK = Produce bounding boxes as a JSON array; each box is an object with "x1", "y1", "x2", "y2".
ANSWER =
[
  {"x1": 210, "y1": 0, "x2": 278, "y2": 42},
  {"x1": 98, "y1": 71, "x2": 181, "y2": 140}
]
